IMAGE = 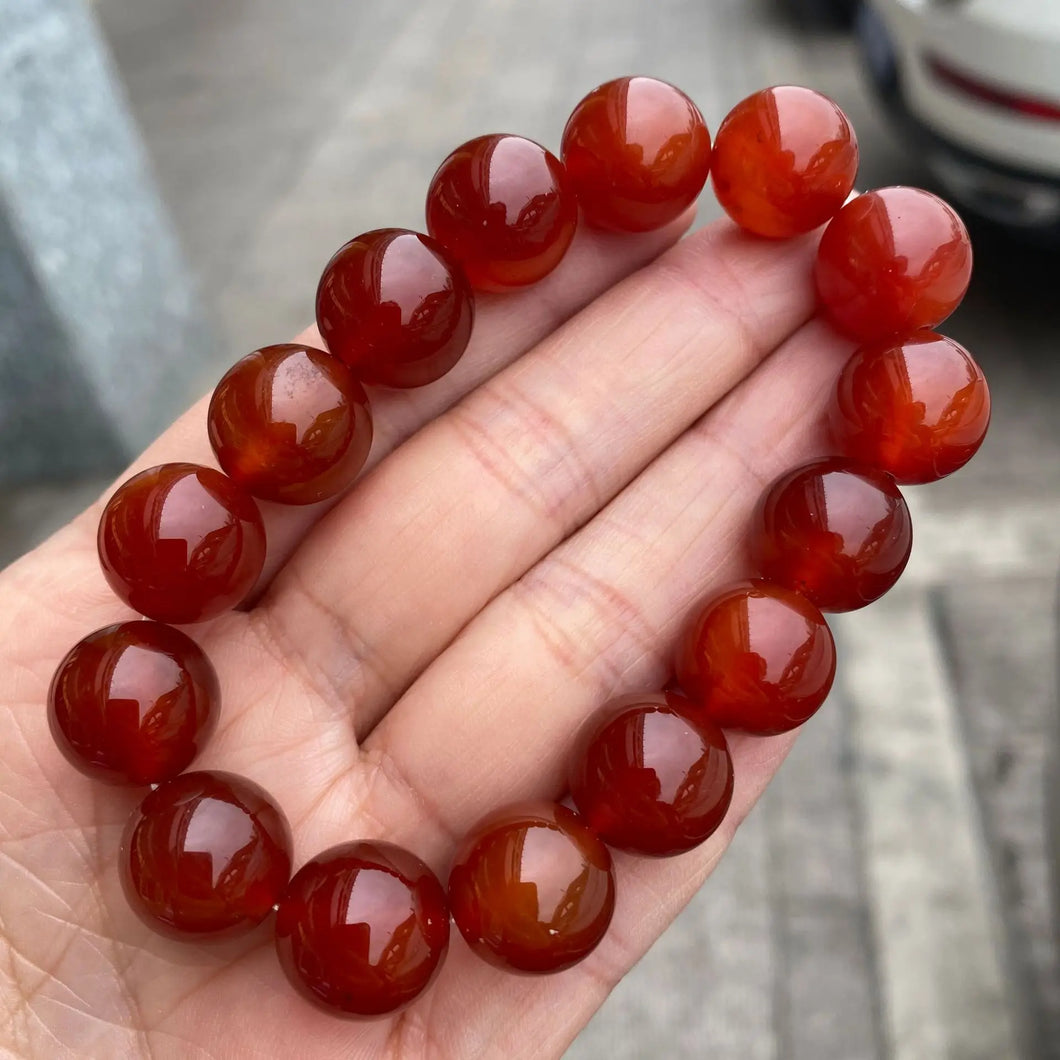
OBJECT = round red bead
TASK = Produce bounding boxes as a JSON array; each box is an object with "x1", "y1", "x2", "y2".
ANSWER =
[
  {"x1": 448, "y1": 801, "x2": 615, "y2": 974},
  {"x1": 675, "y1": 580, "x2": 836, "y2": 734},
  {"x1": 752, "y1": 459, "x2": 912, "y2": 613},
  {"x1": 568, "y1": 691, "x2": 733, "y2": 857},
  {"x1": 425, "y1": 134, "x2": 578, "y2": 291},
  {"x1": 207, "y1": 344, "x2": 373, "y2": 505},
  {"x1": 97, "y1": 463, "x2": 266, "y2": 624},
  {"x1": 47, "y1": 621, "x2": 219, "y2": 785},
  {"x1": 275, "y1": 841, "x2": 449, "y2": 1018},
  {"x1": 815, "y1": 187, "x2": 973, "y2": 343},
  {"x1": 315, "y1": 229, "x2": 474, "y2": 388},
  {"x1": 830, "y1": 331, "x2": 991, "y2": 484},
  {"x1": 560, "y1": 76, "x2": 712, "y2": 232},
  {"x1": 711, "y1": 85, "x2": 858, "y2": 238},
  {"x1": 120, "y1": 770, "x2": 292, "y2": 939}
]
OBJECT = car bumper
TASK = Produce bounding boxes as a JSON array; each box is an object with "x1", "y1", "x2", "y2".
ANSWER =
[{"x1": 857, "y1": 5, "x2": 1060, "y2": 239}]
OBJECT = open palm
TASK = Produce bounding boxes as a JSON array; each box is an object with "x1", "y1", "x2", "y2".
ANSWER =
[{"x1": 0, "y1": 212, "x2": 853, "y2": 1058}]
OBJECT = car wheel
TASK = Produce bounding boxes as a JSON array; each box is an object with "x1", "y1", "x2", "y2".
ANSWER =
[{"x1": 782, "y1": 0, "x2": 858, "y2": 30}]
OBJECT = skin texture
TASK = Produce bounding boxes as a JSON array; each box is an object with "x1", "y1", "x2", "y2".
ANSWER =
[{"x1": 0, "y1": 209, "x2": 858, "y2": 1058}]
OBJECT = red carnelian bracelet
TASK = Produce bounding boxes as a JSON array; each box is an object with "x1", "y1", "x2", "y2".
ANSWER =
[{"x1": 46, "y1": 79, "x2": 989, "y2": 1017}]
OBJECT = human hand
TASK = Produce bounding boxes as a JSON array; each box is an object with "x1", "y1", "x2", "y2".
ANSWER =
[{"x1": 0, "y1": 210, "x2": 852, "y2": 1058}]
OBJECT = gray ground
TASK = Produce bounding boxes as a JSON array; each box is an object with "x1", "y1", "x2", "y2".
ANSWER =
[{"x1": 4, "y1": 0, "x2": 1059, "y2": 1056}]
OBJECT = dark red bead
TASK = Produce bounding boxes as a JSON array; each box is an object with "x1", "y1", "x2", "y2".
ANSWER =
[
  {"x1": 97, "y1": 463, "x2": 266, "y2": 624},
  {"x1": 561, "y1": 76, "x2": 712, "y2": 232},
  {"x1": 830, "y1": 331, "x2": 991, "y2": 484},
  {"x1": 815, "y1": 187, "x2": 973, "y2": 342},
  {"x1": 752, "y1": 459, "x2": 912, "y2": 612},
  {"x1": 315, "y1": 229, "x2": 474, "y2": 388},
  {"x1": 47, "y1": 621, "x2": 219, "y2": 785},
  {"x1": 425, "y1": 134, "x2": 578, "y2": 291},
  {"x1": 448, "y1": 801, "x2": 615, "y2": 974},
  {"x1": 275, "y1": 841, "x2": 449, "y2": 1018},
  {"x1": 207, "y1": 344, "x2": 373, "y2": 505},
  {"x1": 711, "y1": 85, "x2": 858, "y2": 238},
  {"x1": 675, "y1": 580, "x2": 836, "y2": 735},
  {"x1": 568, "y1": 691, "x2": 733, "y2": 857},
  {"x1": 120, "y1": 770, "x2": 292, "y2": 940}
]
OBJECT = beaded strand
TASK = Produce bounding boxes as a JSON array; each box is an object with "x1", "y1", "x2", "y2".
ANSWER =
[{"x1": 46, "y1": 78, "x2": 988, "y2": 1018}]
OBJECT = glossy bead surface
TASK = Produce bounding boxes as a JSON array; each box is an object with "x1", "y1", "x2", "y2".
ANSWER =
[
  {"x1": 98, "y1": 463, "x2": 266, "y2": 624},
  {"x1": 711, "y1": 85, "x2": 858, "y2": 238},
  {"x1": 560, "y1": 76, "x2": 711, "y2": 232},
  {"x1": 675, "y1": 580, "x2": 836, "y2": 734},
  {"x1": 568, "y1": 691, "x2": 733, "y2": 857},
  {"x1": 752, "y1": 459, "x2": 912, "y2": 613},
  {"x1": 208, "y1": 344, "x2": 373, "y2": 504},
  {"x1": 121, "y1": 770, "x2": 292, "y2": 939},
  {"x1": 425, "y1": 134, "x2": 578, "y2": 291},
  {"x1": 448, "y1": 801, "x2": 615, "y2": 974},
  {"x1": 47, "y1": 622, "x2": 219, "y2": 785},
  {"x1": 815, "y1": 187, "x2": 973, "y2": 342},
  {"x1": 275, "y1": 841, "x2": 449, "y2": 1018},
  {"x1": 830, "y1": 332, "x2": 991, "y2": 484},
  {"x1": 315, "y1": 229, "x2": 474, "y2": 388}
]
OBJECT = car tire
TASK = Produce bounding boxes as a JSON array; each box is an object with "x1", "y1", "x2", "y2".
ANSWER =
[{"x1": 782, "y1": 0, "x2": 858, "y2": 30}]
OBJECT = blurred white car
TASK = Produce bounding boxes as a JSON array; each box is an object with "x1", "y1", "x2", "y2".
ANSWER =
[{"x1": 858, "y1": 0, "x2": 1060, "y2": 235}]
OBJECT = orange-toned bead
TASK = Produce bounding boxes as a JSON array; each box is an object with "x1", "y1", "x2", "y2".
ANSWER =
[
  {"x1": 752, "y1": 459, "x2": 912, "y2": 613},
  {"x1": 448, "y1": 801, "x2": 615, "y2": 974},
  {"x1": 425, "y1": 134, "x2": 577, "y2": 291},
  {"x1": 276, "y1": 841, "x2": 449, "y2": 1018},
  {"x1": 568, "y1": 691, "x2": 733, "y2": 856},
  {"x1": 97, "y1": 463, "x2": 266, "y2": 624},
  {"x1": 316, "y1": 229, "x2": 474, "y2": 388},
  {"x1": 675, "y1": 580, "x2": 836, "y2": 734},
  {"x1": 120, "y1": 771, "x2": 292, "y2": 940},
  {"x1": 815, "y1": 187, "x2": 972, "y2": 343},
  {"x1": 561, "y1": 76, "x2": 712, "y2": 232},
  {"x1": 48, "y1": 621, "x2": 219, "y2": 785},
  {"x1": 830, "y1": 332, "x2": 991, "y2": 484},
  {"x1": 208, "y1": 344, "x2": 373, "y2": 505},
  {"x1": 711, "y1": 85, "x2": 858, "y2": 238}
]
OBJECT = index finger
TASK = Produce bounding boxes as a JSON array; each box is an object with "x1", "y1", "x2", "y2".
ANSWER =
[{"x1": 19, "y1": 215, "x2": 694, "y2": 633}]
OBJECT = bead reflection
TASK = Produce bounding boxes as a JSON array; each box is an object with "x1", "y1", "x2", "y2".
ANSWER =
[{"x1": 183, "y1": 798, "x2": 257, "y2": 889}]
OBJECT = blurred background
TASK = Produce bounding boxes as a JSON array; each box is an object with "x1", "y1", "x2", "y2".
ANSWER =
[{"x1": 2, "y1": 0, "x2": 1060, "y2": 1056}]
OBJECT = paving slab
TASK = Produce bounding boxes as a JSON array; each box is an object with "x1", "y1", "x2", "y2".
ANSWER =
[
  {"x1": 834, "y1": 589, "x2": 1021, "y2": 1060},
  {"x1": 938, "y1": 575, "x2": 1060, "y2": 1060}
]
